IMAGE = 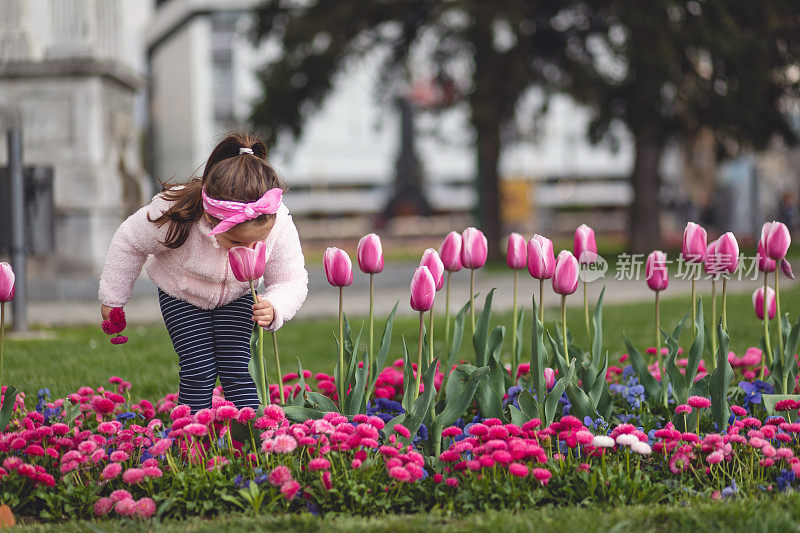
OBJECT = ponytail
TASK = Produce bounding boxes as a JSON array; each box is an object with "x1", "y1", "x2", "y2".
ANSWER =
[{"x1": 147, "y1": 179, "x2": 205, "y2": 249}]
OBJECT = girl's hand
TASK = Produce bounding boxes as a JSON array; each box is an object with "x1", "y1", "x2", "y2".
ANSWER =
[
  {"x1": 252, "y1": 294, "x2": 274, "y2": 327},
  {"x1": 101, "y1": 304, "x2": 114, "y2": 321}
]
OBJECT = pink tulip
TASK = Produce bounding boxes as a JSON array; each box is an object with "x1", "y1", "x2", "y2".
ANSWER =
[
  {"x1": 761, "y1": 222, "x2": 791, "y2": 261},
  {"x1": 357, "y1": 233, "x2": 384, "y2": 274},
  {"x1": 544, "y1": 367, "x2": 556, "y2": 390},
  {"x1": 420, "y1": 249, "x2": 445, "y2": 291},
  {"x1": 681, "y1": 222, "x2": 707, "y2": 264},
  {"x1": 757, "y1": 240, "x2": 776, "y2": 273},
  {"x1": 552, "y1": 251, "x2": 579, "y2": 295},
  {"x1": 573, "y1": 224, "x2": 598, "y2": 264},
  {"x1": 645, "y1": 251, "x2": 669, "y2": 292},
  {"x1": 506, "y1": 233, "x2": 527, "y2": 270},
  {"x1": 410, "y1": 266, "x2": 435, "y2": 312},
  {"x1": 527, "y1": 235, "x2": 555, "y2": 279},
  {"x1": 323, "y1": 248, "x2": 353, "y2": 287},
  {"x1": 716, "y1": 232, "x2": 739, "y2": 274},
  {"x1": 0, "y1": 262, "x2": 14, "y2": 302},
  {"x1": 439, "y1": 231, "x2": 462, "y2": 272},
  {"x1": 460, "y1": 227, "x2": 488, "y2": 269},
  {"x1": 227, "y1": 242, "x2": 267, "y2": 282},
  {"x1": 753, "y1": 286, "x2": 777, "y2": 320}
]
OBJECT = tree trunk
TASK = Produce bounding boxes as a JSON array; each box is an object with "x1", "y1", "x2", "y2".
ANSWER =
[
  {"x1": 470, "y1": 14, "x2": 504, "y2": 261},
  {"x1": 474, "y1": 118, "x2": 502, "y2": 261},
  {"x1": 629, "y1": 124, "x2": 664, "y2": 253}
]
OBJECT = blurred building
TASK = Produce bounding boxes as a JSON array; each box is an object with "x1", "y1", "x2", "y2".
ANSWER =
[{"x1": 0, "y1": 0, "x2": 151, "y2": 290}]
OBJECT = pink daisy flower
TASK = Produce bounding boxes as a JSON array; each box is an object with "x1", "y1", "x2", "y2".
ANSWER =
[
  {"x1": 101, "y1": 462, "x2": 122, "y2": 480},
  {"x1": 687, "y1": 396, "x2": 711, "y2": 409},
  {"x1": 308, "y1": 458, "x2": 331, "y2": 471}
]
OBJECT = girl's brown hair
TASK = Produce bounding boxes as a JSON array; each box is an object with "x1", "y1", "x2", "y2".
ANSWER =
[{"x1": 149, "y1": 133, "x2": 283, "y2": 248}]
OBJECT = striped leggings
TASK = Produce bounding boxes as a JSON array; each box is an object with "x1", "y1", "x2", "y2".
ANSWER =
[{"x1": 158, "y1": 288, "x2": 260, "y2": 412}]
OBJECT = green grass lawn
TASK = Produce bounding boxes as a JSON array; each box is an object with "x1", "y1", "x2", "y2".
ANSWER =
[
  {"x1": 10, "y1": 493, "x2": 800, "y2": 532},
  {"x1": 5, "y1": 286, "x2": 799, "y2": 406}
]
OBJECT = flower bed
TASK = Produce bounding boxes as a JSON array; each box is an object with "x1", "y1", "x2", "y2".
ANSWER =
[{"x1": 2, "y1": 353, "x2": 800, "y2": 522}]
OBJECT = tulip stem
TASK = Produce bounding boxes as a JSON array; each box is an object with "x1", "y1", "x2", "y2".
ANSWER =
[
  {"x1": 776, "y1": 268, "x2": 784, "y2": 364},
  {"x1": 691, "y1": 278, "x2": 696, "y2": 335},
  {"x1": 0, "y1": 302, "x2": 4, "y2": 387},
  {"x1": 583, "y1": 281, "x2": 590, "y2": 349},
  {"x1": 368, "y1": 273, "x2": 374, "y2": 400},
  {"x1": 656, "y1": 291, "x2": 667, "y2": 408},
  {"x1": 444, "y1": 271, "x2": 452, "y2": 354},
  {"x1": 512, "y1": 270, "x2": 518, "y2": 376},
  {"x1": 428, "y1": 303, "x2": 434, "y2": 365},
  {"x1": 272, "y1": 332, "x2": 284, "y2": 404},
  {"x1": 415, "y1": 311, "x2": 425, "y2": 403},
  {"x1": 722, "y1": 277, "x2": 728, "y2": 331},
  {"x1": 761, "y1": 273, "x2": 773, "y2": 381},
  {"x1": 655, "y1": 291, "x2": 661, "y2": 360},
  {"x1": 469, "y1": 269, "x2": 476, "y2": 336},
  {"x1": 249, "y1": 282, "x2": 268, "y2": 406},
  {"x1": 338, "y1": 286, "x2": 346, "y2": 407},
  {"x1": 539, "y1": 278, "x2": 544, "y2": 325},
  {"x1": 710, "y1": 279, "x2": 717, "y2": 369},
  {"x1": 561, "y1": 295, "x2": 569, "y2": 363}
]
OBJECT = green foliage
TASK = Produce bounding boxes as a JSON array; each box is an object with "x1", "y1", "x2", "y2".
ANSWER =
[
  {"x1": 665, "y1": 300, "x2": 704, "y2": 406},
  {"x1": 709, "y1": 323, "x2": 734, "y2": 430},
  {"x1": 771, "y1": 313, "x2": 800, "y2": 394},
  {"x1": 0, "y1": 384, "x2": 17, "y2": 430},
  {"x1": 247, "y1": 324, "x2": 268, "y2": 406}
]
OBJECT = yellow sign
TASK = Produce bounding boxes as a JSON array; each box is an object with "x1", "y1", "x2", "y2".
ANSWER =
[{"x1": 501, "y1": 179, "x2": 532, "y2": 224}]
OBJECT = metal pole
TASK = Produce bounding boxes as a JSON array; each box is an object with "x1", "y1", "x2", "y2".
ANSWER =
[{"x1": 8, "y1": 128, "x2": 26, "y2": 331}]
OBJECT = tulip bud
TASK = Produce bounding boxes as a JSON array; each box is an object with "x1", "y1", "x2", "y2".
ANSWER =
[
  {"x1": 645, "y1": 251, "x2": 669, "y2": 292},
  {"x1": 461, "y1": 227, "x2": 488, "y2": 270},
  {"x1": 0, "y1": 262, "x2": 14, "y2": 302},
  {"x1": 420, "y1": 249, "x2": 445, "y2": 291},
  {"x1": 544, "y1": 367, "x2": 556, "y2": 390},
  {"x1": 439, "y1": 231, "x2": 462, "y2": 272},
  {"x1": 782, "y1": 258, "x2": 795, "y2": 280},
  {"x1": 753, "y1": 286, "x2": 777, "y2": 320},
  {"x1": 357, "y1": 233, "x2": 384, "y2": 274},
  {"x1": 681, "y1": 222, "x2": 707, "y2": 264},
  {"x1": 410, "y1": 266, "x2": 435, "y2": 312},
  {"x1": 573, "y1": 224, "x2": 598, "y2": 264},
  {"x1": 323, "y1": 247, "x2": 353, "y2": 287},
  {"x1": 552, "y1": 250, "x2": 579, "y2": 295},
  {"x1": 761, "y1": 221, "x2": 791, "y2": 261},
  {"x1": 716, "y1": 232, "x2": 739, "y2": 274},
  {"x1": 527, "y1": 235, "x2": 555, "y2": 280},
  {"x1": 228, "y1": 242, "x2": 267, "y2": 282},
  {"x1": 757, "y1": 240, "x2": 776, "y2": 273},
  {"x1": 506, "y1": 233, "x2": 527, "y2": 270}
]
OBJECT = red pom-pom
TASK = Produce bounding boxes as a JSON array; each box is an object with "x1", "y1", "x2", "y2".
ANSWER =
[
  {"x1": 101, "y1": 320, "x2": 119, "y2": 335},
  {"x1": 110, "y1": 336, "x2": 128, "y2": 345},
  {"x1": 109, "y1": 307, "x2": 126, "y2": 328}
]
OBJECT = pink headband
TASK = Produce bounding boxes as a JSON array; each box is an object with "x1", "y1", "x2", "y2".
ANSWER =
[{"x1": 202, "y1": 187, "x2": 283, "y2": 235}]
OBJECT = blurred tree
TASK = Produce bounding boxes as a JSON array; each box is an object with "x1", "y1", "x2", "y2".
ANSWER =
[
  {"x1": 566, "y1": 0, "x2": 800, "y2": 251},
  {"x1": 249, "y1": 1, "x2": 799, "y2": 254},
  {"x1": 248, "y1": 1, "x2": 587, "y2": 258}
]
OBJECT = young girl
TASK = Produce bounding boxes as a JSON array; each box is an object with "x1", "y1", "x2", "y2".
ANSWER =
[{"x1": 98, "y1": 133, "x2": 308, "y2": 412}]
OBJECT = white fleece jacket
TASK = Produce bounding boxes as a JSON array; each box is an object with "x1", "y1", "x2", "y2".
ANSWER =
[{"x1": 98, "y1": 192, "x2": 308, "y2": 331}]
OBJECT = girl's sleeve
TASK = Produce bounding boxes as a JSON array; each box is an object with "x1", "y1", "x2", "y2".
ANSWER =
[
  {"x1": 261, "y1": 214, "x2": 309, "y2": 331},
  {"x1": 98, "y1": 195, "x2": 170, "y2": 308}
]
